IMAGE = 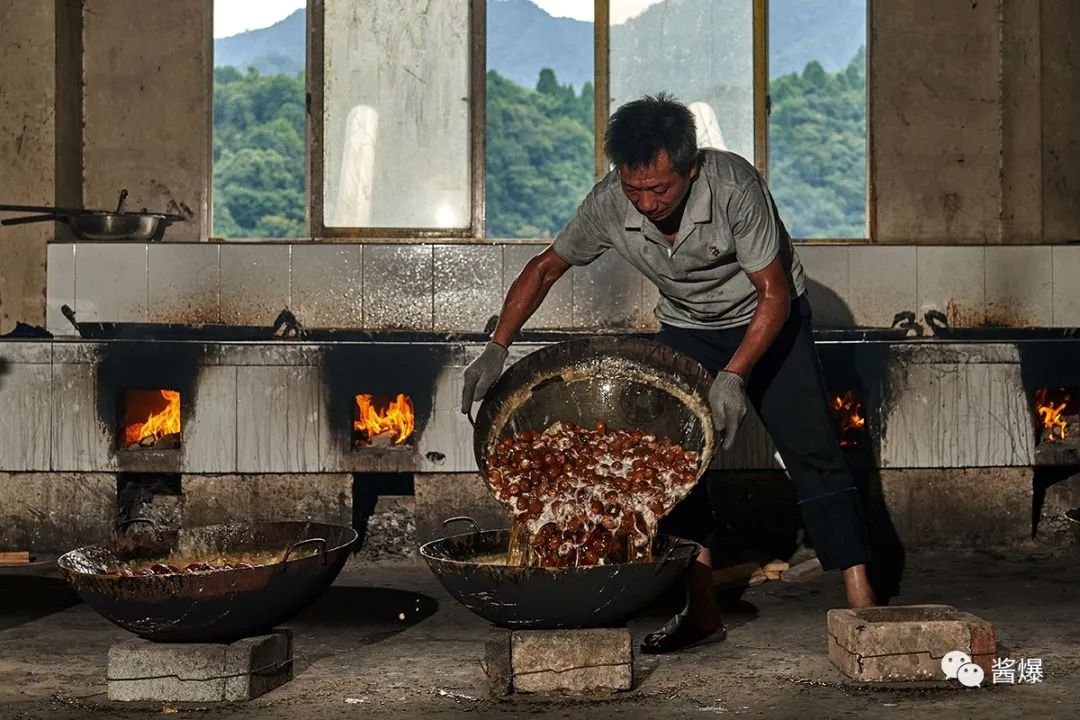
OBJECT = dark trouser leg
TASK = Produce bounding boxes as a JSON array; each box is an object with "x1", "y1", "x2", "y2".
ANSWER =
[
  {"x1": 655, "y1": 296, "x2": 871, "y2": 572},
  {"x1": 747, "y1": 298, "x2": 871, "y2": 571}
]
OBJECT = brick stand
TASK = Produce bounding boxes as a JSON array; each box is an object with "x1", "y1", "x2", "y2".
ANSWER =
[
  {"x1": 107, "y1": 629, "x2": 292, "y2": 702},
  {"x1": 828, "y1": 605, "x2": 996, "y2": 682},
  {"x1": 484, "y1": 628, "x2": 633, "y2": 695}
]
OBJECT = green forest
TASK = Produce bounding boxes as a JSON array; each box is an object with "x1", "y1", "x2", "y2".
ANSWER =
[{"x1": 212, "y1": 49, "x2": 866, "y2": 239}]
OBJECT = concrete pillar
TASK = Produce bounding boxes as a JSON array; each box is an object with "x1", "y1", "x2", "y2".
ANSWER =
[
  {"x1": 0, "y1": 1, "x2": 55, "y2": 332},
  {"x1": 81, "y1": 0, "x2": 211, "y2": 242},
  {"x1": 1040, "y1": 0, "x2": 1080, "y2": 242},
  {"x1": 1001, "y1": 0, "x2": 1043, "y2": 242},
  {"x1": 870, "y1": 0, "x2": 1003, "y2": 243}
]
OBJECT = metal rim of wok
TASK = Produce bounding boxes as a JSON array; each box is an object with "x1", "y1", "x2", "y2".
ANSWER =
[
  {"x1": 420, "y1": 522, "x2": 702, "y2": 629},
  {"x1": 57, "y1": 520, "x2": 357, "y2": 642},
  {"x1": 473, "y1": 337, "x2": 717, "y2": 479}
]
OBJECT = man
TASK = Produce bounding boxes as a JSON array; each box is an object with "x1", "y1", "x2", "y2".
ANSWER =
[{"x1": 461, "y1": 93, "x2": 876, "y2": 654}]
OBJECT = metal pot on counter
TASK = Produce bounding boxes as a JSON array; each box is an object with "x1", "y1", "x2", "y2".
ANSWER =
[{"x1": 1, "y1": 190, "x2": 186, "y2": 241}]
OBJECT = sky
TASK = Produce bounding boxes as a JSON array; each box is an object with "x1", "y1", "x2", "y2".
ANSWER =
[{"x1": 213, "y1": 0, "x2": 661, "y2": 38}]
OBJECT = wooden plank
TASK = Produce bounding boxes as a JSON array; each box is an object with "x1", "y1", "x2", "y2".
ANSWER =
[{"x1": 0, "y1": 551, "x2": 31, "y2": 565}]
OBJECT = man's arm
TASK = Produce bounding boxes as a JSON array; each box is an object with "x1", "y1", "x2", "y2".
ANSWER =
[
  {"x1": 491, "y1": 247, "x2": 572, "y2": 348},
  {"x1": 723, "y1": 256, "x2": 791, "y2": 379}
]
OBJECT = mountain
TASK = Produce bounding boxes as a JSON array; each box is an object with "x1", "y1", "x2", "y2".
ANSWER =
[
  {"x1": 213, "y1": 8, "x2": 306, "y2": 76},
  {"x1": 213, "y1": 0, "x2": 866, "y2": 82}
]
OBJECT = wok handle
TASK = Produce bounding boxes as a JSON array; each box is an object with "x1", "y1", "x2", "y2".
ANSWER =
[
  {"x1": 114, "y1": 517, "x2": 163, "y2": 536},
  {"x1": 654, "y1": 541, "x2": 700, "y2": 574},
  {"x1": 1, "y1": 214, "x2": 62, "y2": 226},
  {"x1": 281, "y1": 537, "x2": 328, "y2": 566},
  {"x1": 442, "y1": 516, "x2": 484, "y2": 541}
]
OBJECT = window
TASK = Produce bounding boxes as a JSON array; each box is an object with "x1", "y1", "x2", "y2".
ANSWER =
[
  {"x1": 212, "y1": 0, "x2": 868, "y2": 241},
  {"x1": 212, "y1": 0, "x2": 307, "y2": 239},
  {"x1": 484, "y1": 0, "x2": 595, "y2": 239},
  {"x1": 610, "y1": 1, "x2": 755, "y2": 162},
  {"x1": 767, "y1": 0, "x2": 868, "y2": 239},
  {"x1": 322, "y1": 0, "x2": 472, "y2": 231}
]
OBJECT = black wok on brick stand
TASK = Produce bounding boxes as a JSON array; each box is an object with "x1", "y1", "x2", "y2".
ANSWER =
[
  {"x1": 421, "y1": 337, "x2": 718, "y2": 630},
  {"x1": 58, "y1": 520, "x2": 357, "y2": 642}
]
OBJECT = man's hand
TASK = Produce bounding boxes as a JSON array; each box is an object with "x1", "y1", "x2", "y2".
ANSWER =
[
  {"x1": 708, "y1": 371, "x2": 748, "y2": 452},
  {"x1": 460, "y1": 342, "x2": 509, "y2": 413}
]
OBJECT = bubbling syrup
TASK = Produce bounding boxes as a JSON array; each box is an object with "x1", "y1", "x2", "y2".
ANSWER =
[{"x1": 485, "y1": 420, "x2": 700, "y2": 567}]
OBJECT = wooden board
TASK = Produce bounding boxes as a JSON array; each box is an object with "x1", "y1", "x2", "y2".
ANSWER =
[{"x1": 0, "y1": 551, "x2": 31, "y2": 565}]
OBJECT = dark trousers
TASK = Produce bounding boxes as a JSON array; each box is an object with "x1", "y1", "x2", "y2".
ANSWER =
[{"x1": 656, "y1": 295, "x2": 871, "y2": 571}]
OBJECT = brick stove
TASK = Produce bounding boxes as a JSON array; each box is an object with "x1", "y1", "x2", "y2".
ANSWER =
[{"x1": 3, "y1": 325, "x2": 1080, "y2": 553}]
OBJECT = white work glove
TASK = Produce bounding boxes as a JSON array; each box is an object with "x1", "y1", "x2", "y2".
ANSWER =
[
  {"x1": 709, "y1": 371, "x2": 748, "y2": 452},
  {"x1": 460, "y1": 342, "x2": 509, "y2": 413}
]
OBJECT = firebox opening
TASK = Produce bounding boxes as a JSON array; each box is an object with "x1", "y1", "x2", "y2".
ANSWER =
[
  {"x1": 830, "y1": 390, "x2": 868, "y2": 448},
  {"x1": 353, "y1": 393, "x2": 415, "y2": 448},
  {"x1": 120, "y1": 389, "x2": 181, "y2": 450},
  {"x1": 1034, "y1": 388, "x2": 1075, "y2": 444}
]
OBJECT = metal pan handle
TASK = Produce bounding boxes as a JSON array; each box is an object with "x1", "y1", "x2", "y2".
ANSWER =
[
  {"x1": 654, "y1": 540, "x2": 701, "y2": 574},
  {"x1": 442, "y1": 516, "x2": 484, "y2": 542},
  {"x1": 114, "y1": 517, "x2": 164, "y2": 537},
  {"x1": 280, "y1": 537, "x2": 328, "y2": 566}
]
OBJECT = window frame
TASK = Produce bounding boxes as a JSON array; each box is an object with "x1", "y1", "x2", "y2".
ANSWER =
[{"x1": 263, "y1": 0, "x2": 870, "y2": 243}]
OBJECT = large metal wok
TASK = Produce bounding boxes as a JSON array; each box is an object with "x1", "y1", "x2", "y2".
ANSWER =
[
  {"x1": 427, "y1": 338, "x2": 716, "y2": 628},
  {"x1": 1, "y1": 190, "x2": 185, "y2": 241},
  {"x1": 472, "y1": 336, "x2": 717, "y2": 480},
  {"x1": 421, "y1": 519, "x2": 701, "y2": 629},
  {"x1": 58, "y1": 521, "x2": 357, "y2": 642}
]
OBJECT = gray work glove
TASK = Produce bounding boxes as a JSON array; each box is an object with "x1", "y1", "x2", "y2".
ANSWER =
[
  {"x1": 709, "y1": 371, "x2": 748, "y2": 452},
  {"x1": 461, "y1": 342, "x2": 509, "y2": 413}
]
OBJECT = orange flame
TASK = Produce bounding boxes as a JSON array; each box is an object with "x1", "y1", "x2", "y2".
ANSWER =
[
  {"x1": 354, "y1": 393, "x2": 415, "y2": 445},
  {"x1": 831, "y1": 391, "x2": 866, "y2": 447},
  {"x1": 124, "y1": 390, "x2": 181, "y2": 446},
  {"x1": 1035, "y1": 388, "x2": 1069, "y2": 442}
]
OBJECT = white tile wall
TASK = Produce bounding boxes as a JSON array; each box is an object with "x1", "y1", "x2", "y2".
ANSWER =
[
  {"x1": 42, "y1": 242, "x2": 1080, "y2": 332},
  {"x1": 984, "y1": 245, "x2": 1053, "y2": 326},
  {"x1": 148, "y1": 243, "x2": 219, "y2": 324},
  {"x1": 848, "y1": 246, "x2": 918, "y2": 327},
  {"x1": 46, "y1": 244, "x2": 76, "y2": 335},
  {"x1": 502, "y1": 244, "x2": 573, "y2": 330},
  {"x1": 915, "y1": 246, "x2": 986, "y2": 327},
  {"x1": 363, "y1": 244, "x2": 433, "y2": 330},
  {"x1": 433, "y1": 244, "x2": 502, "y2": 333},
  {"x1": 74, "y1": 243, "x2": 149, "y2": 323},
  {"x1": 797, "y1": 245, "x2": 851, "y2": 326},
  {"x1": 219, "y1": 244, "x2": 291, "y2": 326},
  {"x1": 1052, "y1": 246, "x2": 1080, "y2": 327},
  {"x1": 291, "y1": 244, "x2": 363, "y2": 328}
]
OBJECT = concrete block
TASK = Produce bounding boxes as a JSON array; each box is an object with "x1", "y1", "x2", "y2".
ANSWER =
[
  {"x1": 0, "y1": 473, "x2": 115, "y2": 552},
  {"x1": 828, "y1": 605, "x2": 996, "y2": 683},
  {"x1": 510, "y1": 629, "x2": 632, "y2": 694},
  {"x1": 108, "y1": 630, "x2": 292, "y2": 702},
  {"x1": 877, "y1": 468, "x2": 1033, "y2": 546},
  {"x1": 182, "y1": 474, "x2": 351, "y2": 527},
  {"x1": 414, "y1": 472, "x2": 508, "y2": 543}
]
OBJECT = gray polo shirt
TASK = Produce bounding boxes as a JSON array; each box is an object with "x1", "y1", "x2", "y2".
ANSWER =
[{"x1": 552, "y1": 149, "x2": 806, "y2": 330}]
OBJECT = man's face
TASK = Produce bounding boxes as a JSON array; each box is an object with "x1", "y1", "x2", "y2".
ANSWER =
[{"x1": 617, "y1": 150, "x2": 699, "y2": 224}]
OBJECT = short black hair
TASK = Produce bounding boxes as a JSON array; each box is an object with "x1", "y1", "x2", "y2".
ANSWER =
[{"x1": 603, "y1": 92, "x2": 698, "y2": 175}]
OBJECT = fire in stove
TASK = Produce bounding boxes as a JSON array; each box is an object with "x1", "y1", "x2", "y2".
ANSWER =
[
  {"x1": 1034, "y1": 388, "x2": 1073, "y2": 443},
  {"x1": 353, "y1": 393, "x2": 415, "y2": 447},
  {"x1": 830, "y1": 390, "x2": 867, "y2": 447},
  {"x1": 121, "y1": 389, "x2": 181, "y2": 449}
]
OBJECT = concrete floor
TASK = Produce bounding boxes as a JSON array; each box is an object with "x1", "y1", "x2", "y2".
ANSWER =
[{"x1": 1, "y1": 545, "x2": 1078, "y2": 719}]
